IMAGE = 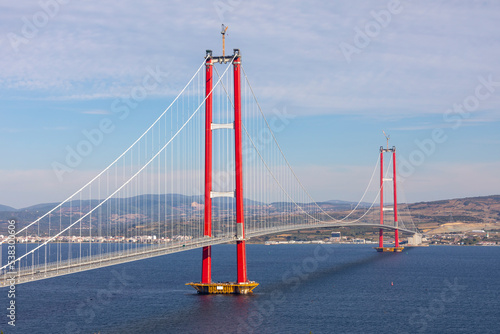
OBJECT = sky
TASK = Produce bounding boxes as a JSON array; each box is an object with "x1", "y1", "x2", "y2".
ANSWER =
[{"x1": 0, "y1": 0, "x2": 499, "y2": 208}]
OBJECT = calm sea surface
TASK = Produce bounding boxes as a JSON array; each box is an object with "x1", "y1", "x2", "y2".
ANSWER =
[{"x1": 1, "y1": 244, "x2": 499, "y2": 333}]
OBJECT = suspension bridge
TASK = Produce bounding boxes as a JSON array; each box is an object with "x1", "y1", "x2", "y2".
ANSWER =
[{"x1": 0, "y1": 49, "x2": 418, "y2": 293}]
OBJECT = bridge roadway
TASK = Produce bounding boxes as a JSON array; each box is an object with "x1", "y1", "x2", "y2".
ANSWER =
[{"x1": 0, "y1": 222, "x2": 416, "y2": 286}]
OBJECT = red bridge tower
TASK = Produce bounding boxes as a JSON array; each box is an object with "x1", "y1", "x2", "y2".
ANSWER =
[
  {"x1": 375, "y1": 145, "x2": 404, "y2": 253},
  {"x1": 187, "y1": 49, "x2": 258, "y2": 294}
]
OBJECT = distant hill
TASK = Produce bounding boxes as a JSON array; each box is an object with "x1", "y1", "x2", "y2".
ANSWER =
[
  {"x1": 0, "y1": 204, "x2": 16, "y2": 212},
  {"x1": 1, "y1": 194, "x2": 499, "y2": 235},
  {"x1": 320, "y1": 199, "x2": 371, "y2": 208},
  {"x1": 0, "y1": 194, "x2": 265, "y2": 230},
  {"x1": 17, "y1": 194, "x2": 264, "y2": 213},
  {"x1": 3, "y1": 195, "x2": 366, "y2": 218},
  {"x1": 407, "y1": 195, "x2": 500, "y2": 233}
]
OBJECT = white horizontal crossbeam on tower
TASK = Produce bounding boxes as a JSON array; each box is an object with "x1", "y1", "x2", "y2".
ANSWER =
[
  {"x1": 211, "y1": 122, "x2": 234, "y2": 130},
  {"x1": 211, "y1": 191, "x2": 236, "y2": 198}
]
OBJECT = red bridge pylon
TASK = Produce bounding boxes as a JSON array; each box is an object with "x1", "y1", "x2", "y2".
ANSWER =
[
  {"x1": 187, "y1": 49, "x2": 258, "y2": 294},
  {"x1": 375, "y1": 145, "x2": 404, "y2": 253}
]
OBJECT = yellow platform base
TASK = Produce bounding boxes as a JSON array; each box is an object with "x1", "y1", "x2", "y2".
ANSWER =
[
  {"x1": 186, "y1": 281, "x2": 259, "y2": 294},
  {"x1": 374, "y1": 246, "x2": 404, "y2": 253}
]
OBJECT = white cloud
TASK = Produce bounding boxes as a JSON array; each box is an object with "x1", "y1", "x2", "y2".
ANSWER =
[
  {"x1": 0, "y1": 0, "x2": 499, "y2": 118},
  {"x1": 1, "y1": 1, "x2": 499, "y2": 208}
]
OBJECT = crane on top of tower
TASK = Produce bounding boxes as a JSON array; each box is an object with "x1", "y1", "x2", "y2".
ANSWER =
[
  {"x1": 383, "y1": 130, "x2": 390, "y2": 150},
  {"x1": 221, "y1": 24, "x2": 228, "y2": 57}
]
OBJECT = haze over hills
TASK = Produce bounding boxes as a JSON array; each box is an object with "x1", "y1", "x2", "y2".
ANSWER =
[
  {"x1": 0, "y1": 204, "x2": 16, "y2": 212},
  {"x1": 0, "y1": 195, "x2": 370, "y2": 233},
  {"x1": 0, "y1": 194, "x2": 498, "y2": 234},
  {"x1": 0, "y1": 195, "x2": 370, "y2": 214}
]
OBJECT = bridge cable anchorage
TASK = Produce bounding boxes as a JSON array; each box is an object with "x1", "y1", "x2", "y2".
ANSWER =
[
  {"x1": 0, "y1": 56, "x2": 237, "y2": 273},
  {"x1": 0, "y1": 59, "x2": 208, "y2": 246}
]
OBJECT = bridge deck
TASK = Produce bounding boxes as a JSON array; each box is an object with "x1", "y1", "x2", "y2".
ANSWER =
[{"x1": 1, "y1": 222, "x2": 416, "y2": 286}]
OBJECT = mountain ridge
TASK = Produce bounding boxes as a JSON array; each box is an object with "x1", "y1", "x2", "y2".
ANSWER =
[{"x1": 1, "y1": 194, "x2": 498, "y2": 233}]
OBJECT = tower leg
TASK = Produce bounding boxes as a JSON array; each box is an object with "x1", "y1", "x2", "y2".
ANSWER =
[
  {"x1": 202, "y1": 246, "x2": 211, "y2": 283},
  {"x1": 236, "y1": 241, "x2": 248, "y2": 283},
  {"x1": 233, "y1": 50, "x2": 248, "y2": 284},
  {"x1": 393, "y1": 148, "x2": 399, "y2": 249},
  {"x1": 202, "y1": 53, "x2": 213, "y2": 284},
  {"x1": 379, "y1": 148, "x2": 384, "y2": 248}
]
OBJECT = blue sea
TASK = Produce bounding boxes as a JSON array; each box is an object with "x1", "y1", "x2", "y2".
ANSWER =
[{"x1": 1, "y1": 244, "x2": 499, "y2": 333}]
